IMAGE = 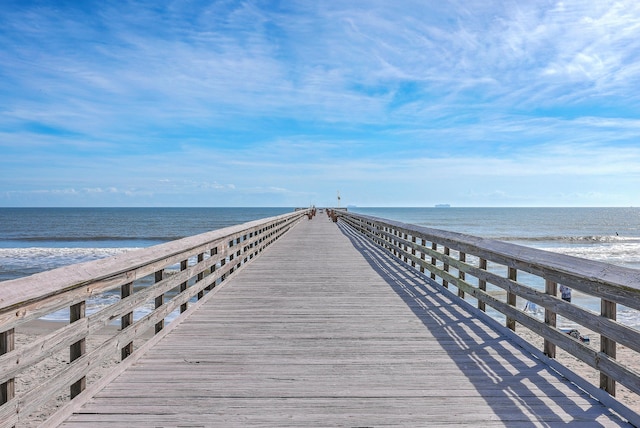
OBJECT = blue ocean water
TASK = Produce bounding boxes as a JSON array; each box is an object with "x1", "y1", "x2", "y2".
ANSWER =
[
  {"x1": 0, "y1": 207, "x2": 293, "y2": 281},
  {"x1": 1, "y1": 207, "x2": 639, "y2": 327}
]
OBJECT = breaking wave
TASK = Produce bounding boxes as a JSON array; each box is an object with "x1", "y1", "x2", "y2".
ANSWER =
[
  {"x1": 1, "y1": 235, "x2": 183, "y2": 242},
  {"x1": 0, "y1": 247, "x2": 139, "y2": 281},
  {"x1": 495, "y1": 235, "x2": 640, "y2": 244}
]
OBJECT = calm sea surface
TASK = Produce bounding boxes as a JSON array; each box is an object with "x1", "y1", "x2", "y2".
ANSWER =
[{"x1": 1, "y1": 207, "x2": 639, "y2": 327}]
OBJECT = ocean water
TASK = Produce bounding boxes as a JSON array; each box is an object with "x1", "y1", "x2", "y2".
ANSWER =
[
  {"x1": 1, "y1": 207, "x2": 639, "y2": 328},
  {"x1": 0, "y1": 207, "x2": 293, "y2": 281}
]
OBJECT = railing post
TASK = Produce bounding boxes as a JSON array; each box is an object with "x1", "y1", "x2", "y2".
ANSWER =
[
  {"x1": 243, "y1": 234, "x2": 249, "y2": 263},
  {"x1": 121, "y1": 282, "x2": 134, "y2": 360},
  {"x1": 458, "y1": 252, "x2": 466, "y2": 298},
  {"x1": 155, "y1": 269, "x2": 164, "y2": 334},
  {"x1": 180, "y1": 259, "x2": 188, "y2": 313},
  {"x1": 478, "y1": 258, "x2": 487, "y2": 312},
  {"x1": 411, "y1": 236, "x2": 416, "y2": 267},
  {"x1": 393, "y1": 230, "x2": 399, "y2": 257},
  {"x1": 420, "y1": 239, "x2": 426, "y2": 274},
  {"x1": 544, "y1": 280, "x2": 557, "y2": 358},
  {"x1": 70, "y1": 301, "x2": 86, "y2": 399},
  {"x1": 443, "y1": 247, "x2": 450, "y2": 288},
  {"x1": 430, "y1": 243, "x2": 437, "y2": 280},
  {"x1": 385, "y1": 227, "x2": 391, "y2": 251},
  {"x1": 206, "y1": 247, "x2": 218, "y2": 291},
  {"x1": 403, "y1": 233, "x2": 408, "y2": 262},
  {"x1": 197, "y1": 253, "x2": 205, "y2": 300},
  {"x1": 601, "y1": 299, "x2": 617, "y2": 396},
  {"x1": 0, "y1": 328, "x2": 15, "y2": 405},
  {"x1": 507, "y1": 267, "x2": 517, "y2": 331}
]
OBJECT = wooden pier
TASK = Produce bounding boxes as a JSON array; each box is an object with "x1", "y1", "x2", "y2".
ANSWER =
[
  {"x1": 1, "y1": 210, "x2": 639, "y2": 426},
  {"x1": 59, "y1": 216, "x2": 627, "y2": 426}
]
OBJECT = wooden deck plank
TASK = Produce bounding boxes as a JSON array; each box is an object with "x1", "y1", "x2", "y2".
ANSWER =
[{"x1": 60, "y1": 216, "x2": 629, "y2": 427}]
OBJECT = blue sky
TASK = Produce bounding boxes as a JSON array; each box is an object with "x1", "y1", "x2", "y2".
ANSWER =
[{"x1": 1, "y1": 0, "x2": 640, "y2": 207}]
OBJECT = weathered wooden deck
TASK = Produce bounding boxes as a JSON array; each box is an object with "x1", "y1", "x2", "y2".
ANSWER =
[{"x1": 59, "y1": 215, "x2": 628, "y2": 427}]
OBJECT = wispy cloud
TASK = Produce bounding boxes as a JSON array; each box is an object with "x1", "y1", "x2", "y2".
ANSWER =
[{"x1": 1, "y1": 1, "x2": 640, "y2": 207}]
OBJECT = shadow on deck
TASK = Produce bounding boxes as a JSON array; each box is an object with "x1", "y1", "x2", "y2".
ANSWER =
[{"x1": 338, "y1": 221, "x2": 629, "y2": 426}]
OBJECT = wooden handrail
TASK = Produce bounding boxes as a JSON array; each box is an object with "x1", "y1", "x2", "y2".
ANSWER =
[
  {"x1": 0, "y1": 210, "x2": 308, "y2": 427},
  {"x1": 338, "y1": 211, "x2": 640, "y2": 420}
]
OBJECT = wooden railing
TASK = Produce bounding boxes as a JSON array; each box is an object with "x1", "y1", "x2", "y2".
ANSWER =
[
  {"x1": 339, "y1": 211, "x2": 640, "y2": 424},
  {"x1": 0, "y1": 210, "x2": 308, "y2": 427}
]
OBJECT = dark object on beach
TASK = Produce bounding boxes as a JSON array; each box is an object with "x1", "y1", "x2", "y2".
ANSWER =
[{"x1": 562, "y1": 328, "x2": 590, "y2": 344}]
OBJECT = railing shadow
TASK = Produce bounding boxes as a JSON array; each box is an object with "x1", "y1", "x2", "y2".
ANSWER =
[{"x1": 337, "y1": 221, "x2": 629, "y2": 427}]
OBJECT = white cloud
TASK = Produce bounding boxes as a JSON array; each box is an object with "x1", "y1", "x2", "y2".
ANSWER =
[
  {"x1": 84, "y1": 187, "x2": 104, "y2": 194},
  {"x1": 4, "y1": 0, "x2": 639, "y2": 134},
  {"x1": 2, "y1": 1, "x2": 640, "y2": 207}
]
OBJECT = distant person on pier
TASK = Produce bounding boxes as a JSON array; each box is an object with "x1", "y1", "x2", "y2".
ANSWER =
[{"x1": 560, "y1": 284, "x2": 572, "y2": 302}]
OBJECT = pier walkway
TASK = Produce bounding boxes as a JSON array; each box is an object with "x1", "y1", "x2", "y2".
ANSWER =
[{"x1": 59, "y1": 216, "x2": 627, "y2": 426}]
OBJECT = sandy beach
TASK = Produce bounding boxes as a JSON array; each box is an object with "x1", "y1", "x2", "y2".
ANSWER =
[
  {"x1": 11, "y1": 319, "x2": 639, "y2": 426},
  {"x1": 515, "y1": 326, "x2": 640, "y2": 416},
  {"x1": 14, "y1": 320, "x2": 127, "y2": 427}
]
